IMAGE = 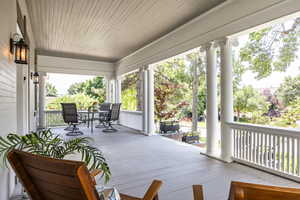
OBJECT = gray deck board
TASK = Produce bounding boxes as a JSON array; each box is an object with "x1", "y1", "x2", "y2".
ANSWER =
[{"x1": 51, "y1": 125, "x2": 300, "y2": 200}]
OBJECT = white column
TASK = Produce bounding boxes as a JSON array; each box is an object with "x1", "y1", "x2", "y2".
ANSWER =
[
  {"x1": 203, "y1": 42, "x2": 219, "y2": 156},
  {"x1": 105, "y1": 78, "x2": 112, "y2": 102},
  {"x1": 147, "y1": 66, "x2": 155, "y2": 135},
  {"x1": 110, "y1": 80, "x2": 115, "y2": 103},
  {"x1": 192, "y1": 55, "x2": 200, "y2": 133},
  {"x1": 219, "y1": 37, "x2": 234, "y2": 162},
  {"x1": 38, "y1": 72, "x2": 46, "y2": 130},
  {"x1": 115, "y1": 77, "x2": 122, "y2": 103},
  {"x1": 142, "y1": 67, "x2": 148, "y2": 134},
  {"x1": 16, "y1": 65, "x2": 25, "y2": 134}
]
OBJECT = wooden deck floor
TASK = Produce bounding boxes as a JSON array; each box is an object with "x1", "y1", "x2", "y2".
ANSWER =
[{"x1": 51, "y1": 125, "x2": 300, "y2": 200}]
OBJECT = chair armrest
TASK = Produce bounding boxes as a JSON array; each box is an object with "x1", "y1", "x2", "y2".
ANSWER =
[
  {"x1": 120, "y1": 193, "x2": 141, "y2": 200},
  {"x1": 193, "y1": 185, "x2": 204, "y2": 200},
  {"x1": 90, "y1": 169, "x2": 102, "y2": 177},
  {"x1": 143, "y1": 180, "x2": 162, "y2": 200},
  {"x1": 89, "y1": 169, "x2": 102, "y2": 185}
]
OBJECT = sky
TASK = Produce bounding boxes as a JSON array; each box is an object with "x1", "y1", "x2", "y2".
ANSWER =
[{"x1": 47, "y1": 73, "x2": 95, "y2": 95}]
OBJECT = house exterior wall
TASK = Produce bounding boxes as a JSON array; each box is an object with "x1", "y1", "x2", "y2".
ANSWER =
[
  {"x1": 119, "y1": 110, "x2": 143, "y2": 131},
  {"x1": 0, "y1": 0, "x2": 17, "y2": 199}
]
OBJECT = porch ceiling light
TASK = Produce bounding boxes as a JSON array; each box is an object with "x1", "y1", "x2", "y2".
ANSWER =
[
  {"x1": 32, "y1": 72, "x2": 39, "y2": 84},
  {"x1": 10, "y1": 33, "x2": 29, "y2": 65}
]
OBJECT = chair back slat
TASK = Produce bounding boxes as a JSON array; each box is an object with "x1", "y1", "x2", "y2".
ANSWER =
[
  {"x1": 110, "y1": 103, "x2": 121, "y2": 121},
  {"x1": 61, "y1": 103, "x2": 78, "y2": 123},
  {"x1": 229, "y1": 181, "x2": 300, "y2": 200},
  {"x1": 8, "y1": 150, "x2": 100, "y2": 200},
  {"x1": 99, "y1": 103, "x2": 111, "y2": 111}
]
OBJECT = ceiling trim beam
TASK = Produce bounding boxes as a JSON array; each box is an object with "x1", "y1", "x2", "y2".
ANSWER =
[{"x1": 37, "y1": 55, "x2": 115, "y2": 77}]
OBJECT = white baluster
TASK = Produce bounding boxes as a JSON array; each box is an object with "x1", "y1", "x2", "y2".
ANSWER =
[
  {"x1": 287, "y1": 137, "x2": 290, "y2": 173},
  {"x1": 282, "y1": 137, "x2": 286, "y2": 172},
  {"x1": 253, "y1": 132, "x2": 258, "y2": 163},
  {"x1": 298, "y1": 139, "x2": 300, "y2": 176},
  {"x1": 292, "y1": 137, "x2": 295, "y2": 175}
]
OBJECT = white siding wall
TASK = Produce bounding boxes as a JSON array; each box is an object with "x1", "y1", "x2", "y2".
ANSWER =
[
  {"x1": 0, "y1": 0, "x2": 17, "y2": 199},
  {"x1": 119, "y1": 111, "x2": 143, "y2": 131}
]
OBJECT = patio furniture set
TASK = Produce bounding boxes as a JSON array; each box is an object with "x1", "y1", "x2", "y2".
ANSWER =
[{"x1": 61, "y1": 102, "x2": 121, "y2": 136}]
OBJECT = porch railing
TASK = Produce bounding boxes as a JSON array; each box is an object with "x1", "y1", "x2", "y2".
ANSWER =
[
  {"x1": 228, "y1": 122, "x2": 300, "y2": 182},
  {"x1": 45, "y1": 110, "x2": 90, "y2": 128},
  {"x1": 45, "y1": 110, "x2": 64, "y2": 128}
]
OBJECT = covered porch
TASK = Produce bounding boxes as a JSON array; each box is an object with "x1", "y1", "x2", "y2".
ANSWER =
[{"x1": 1, "y1": 0, "x2": 300, "y2": 199}]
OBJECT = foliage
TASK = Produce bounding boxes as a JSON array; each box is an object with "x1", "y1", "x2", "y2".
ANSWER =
[
  {"x1": 68, "y1": 77, "x2": 106, "y2": 104},
  {"x1": 46, "y1": 93, "x2": 97, "y2": 110},
  {"x1": 121, "y1": 72, "x2": 138, "y2": 111},
  {"x1": 46, "y1": 83, "x2": 58, "y2": 97},
  {"x1": 280, "y1": 98, "x2": 300, "y2": 127},
  {"x1": 121, "y1": 87, "x2": 137, "y2": 111},
  {"x1": 249, "y1": 111, "x2": 271, "y2": 125},
  {"x1": 154, "y1": 57, "x2": 194, "y2": 121},
  {"x1": 0, "y1": 130, "x2": 111, "y2": 183},
  {"x1": 234, "y1": 86, "x2": 269, "y2": 121},
  {"x1": 276, "y1": 75, "x2": 300, "y2": 106},
  {"x1": 240, "y1": 18, "x2": 300, "y2": 79}
]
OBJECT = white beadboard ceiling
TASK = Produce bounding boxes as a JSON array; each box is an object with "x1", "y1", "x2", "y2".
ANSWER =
[{"x1": 26, "y1": 0, "x2": 225, "y2": 62}]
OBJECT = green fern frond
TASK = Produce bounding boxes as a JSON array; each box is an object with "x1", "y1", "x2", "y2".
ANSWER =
[{"x1": 0, "y1": 129, "x2": 111, "y2": 183}]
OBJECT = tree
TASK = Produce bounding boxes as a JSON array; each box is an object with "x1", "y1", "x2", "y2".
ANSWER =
[
  {"x1": 68, "y1": 77, "x2": 106, "y2": 103},
  {"x1": 281, "y1": 97, "x2": 300, "y2": 127},
  {"x1": 276, "y1": 75, "x2": 300, "y2": 106},
  {"x1": 234, "y1": 86, "x2": 269, "y2": 121},
  {"x1": 46, "y1": 93, "x2": 97, "y2": 110},
  {"x1": 68, "y1": 82, "x2": 85, "y2": 95},
  {"x1": 46, "y1": 83, "x2": 58, "y2": 97},
  {"x1": 121, "y1": 71, "x2": 139, "y2": 111},
  {"x1": 240, "y1": 18, "x2": 300, "y2": 79}
]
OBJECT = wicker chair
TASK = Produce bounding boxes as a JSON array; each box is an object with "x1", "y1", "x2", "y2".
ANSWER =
[
  {"x1": 61, "y1": 103, "x2": 83, "y2": 136},
  {"x1": 103, "y1": 103, "x2": 121, "y2": 132},
  {"x1": 8, "y1": 150, "x2": 162, "y2": 200}
]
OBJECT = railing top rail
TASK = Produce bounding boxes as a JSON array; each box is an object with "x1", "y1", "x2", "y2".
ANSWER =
[
  {"x1": 227, "y1": 122, "x2": 300, "y2": 138},
  {"x1": 44, "y1": 110, "x2": 62, "y2": 113},
  {"x1": 120, "y1": 110, "x2": 143, "y2": 115}
]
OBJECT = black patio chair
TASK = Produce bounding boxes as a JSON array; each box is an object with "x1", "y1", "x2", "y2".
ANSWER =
[
  {"x1": 61, "y1": 103, "x2": 83, "y2": 136},
  {"x1": 96, "y1": 103, "x2": 112, "y2": 128},
  {"x1": 103, "y1": 103, "x2": 121, "y2": 132}
]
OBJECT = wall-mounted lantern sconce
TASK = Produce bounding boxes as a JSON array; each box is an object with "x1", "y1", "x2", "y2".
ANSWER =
[
  {"x1": 10, "y1": 33, "x2": 29, "y2": 64},
  {"x1": 31, "y1": 72, "x2": 39, "y2": 85}
]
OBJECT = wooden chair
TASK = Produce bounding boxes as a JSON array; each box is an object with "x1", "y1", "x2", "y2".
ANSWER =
[
  {"x1": 8, "y1": 150, "x2": 162, "y2": 200},
  {"x1": 192, "y1": 185, "x2": 204, "y2": 200},
  {"x1": 120, "y1": 180, "x2": 162, "y2": 200},
  {"x1": 229, "y1": 181, "x2": 300, "y2": 200}
]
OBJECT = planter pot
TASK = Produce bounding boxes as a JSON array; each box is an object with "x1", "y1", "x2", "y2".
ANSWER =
[
  {"x1": 159, "y1": 121, "x2": 180, "y2": 134},
  {"x1": 182, "y1": 135, "x2": 199, "y2": 144}
]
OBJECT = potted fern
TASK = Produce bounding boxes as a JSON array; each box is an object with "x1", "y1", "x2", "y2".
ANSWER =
[{"x1": 0, "y1": 129, "x2": 111, "y2": 185}]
